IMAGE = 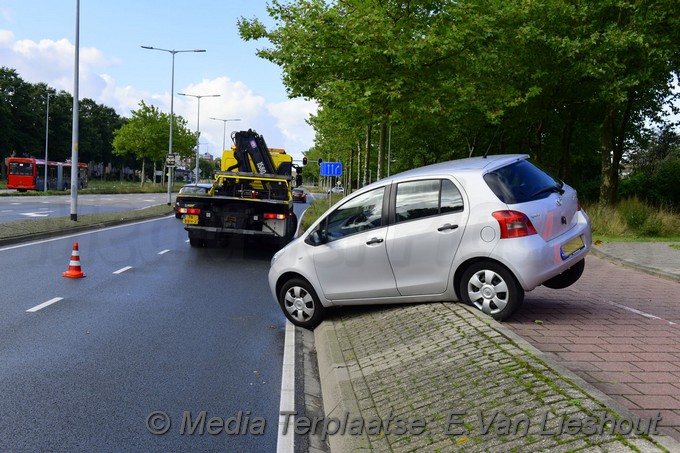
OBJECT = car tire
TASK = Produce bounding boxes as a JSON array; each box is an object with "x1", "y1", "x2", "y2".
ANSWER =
[
  {"x1": 279, "y1": 278, "x2": 325, "y2": 329},
  {"x1": 459, "y1": 261, "x2": 523, "y2": 321},
  {"x1": 542, "y1": 259, "x2": 585, "y2": 289}
]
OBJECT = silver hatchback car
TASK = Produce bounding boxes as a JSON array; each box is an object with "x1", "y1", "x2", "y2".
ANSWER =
[{"x1": 269, "y1": 155, "x2": 592, "y2": 329}]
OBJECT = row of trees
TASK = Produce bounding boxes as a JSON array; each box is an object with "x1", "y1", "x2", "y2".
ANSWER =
[
  {"x1": 0, "y1": 67, "x2": 202, "y2": 184},
  {"x1": 0, "y1": 67, "x2": 125, "y2": 178},
  {"x1": 239, "y1": 0, "x2": 679, "y2": 205}
]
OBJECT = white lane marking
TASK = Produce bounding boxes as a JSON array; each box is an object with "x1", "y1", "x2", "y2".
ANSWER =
[
  {"x1": 27, "y1": 297, "x2": 64, "y2": 313},
  {"x1": 113, "y1": 266, "x2": 132, "y2": 274},
  {"x1": 158, "y1": 249, "x2": 170, "y2": 255},
  {"x1": 276, "y1": 321, "x2": 295, "y2": 453},
  {"x1": 20, "y1": 212, "x2": 53, "y2": 217},
  {"x1": 605, "y1": 300, "x2": 677, "y2": 326},
  {"x1": 0, "y1": 216, "x2": 173, "y2": 252}
]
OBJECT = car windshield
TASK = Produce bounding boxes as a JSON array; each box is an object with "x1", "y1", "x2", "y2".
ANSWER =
[{"x1": 483, "y1": 160, "x2": 563, "y2": 204}]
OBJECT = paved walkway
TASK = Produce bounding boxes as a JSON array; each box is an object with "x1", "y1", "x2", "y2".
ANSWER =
[{"x1": 312, "y1": 242, "x2": 680, "y2": 452}]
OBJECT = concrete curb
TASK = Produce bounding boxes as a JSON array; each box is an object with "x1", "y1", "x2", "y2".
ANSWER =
[
  {"x1": 590, "y1": 246, "x2": 680, "y2": 283},
  {"x1": 314, "y1": 320, "x2": 372, "y2": 452}
]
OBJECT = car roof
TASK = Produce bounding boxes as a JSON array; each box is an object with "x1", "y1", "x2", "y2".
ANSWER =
[{"x1": 388, "y1": 154, "x2": 529, "y2": 182}]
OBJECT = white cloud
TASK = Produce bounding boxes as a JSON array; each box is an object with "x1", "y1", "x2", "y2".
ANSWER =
[
  {"x1": 0, "y1": 30, "x2": 316, "y2": 159},
  {"x1": 267, "y1": 98, "x2": 318, "y2": 154}
]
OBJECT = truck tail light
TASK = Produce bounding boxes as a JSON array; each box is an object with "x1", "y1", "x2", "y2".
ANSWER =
[
  {"x1": 264, "y1": 213, "x2": 286, "y2": 220},
  {"x1": 492, "y1": 210, "x2": 537, "y2": 239}
]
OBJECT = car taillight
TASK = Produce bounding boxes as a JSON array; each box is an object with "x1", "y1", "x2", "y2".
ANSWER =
[
  {"x1": 186, "y1": 208, "x2": 201, "y2": 215},
  {"x1": 492, "y1": 210, "x2": 537, "y2": 239},
  {"x1": 264, "y1": 213, "x2": 286, "y2": 220}
]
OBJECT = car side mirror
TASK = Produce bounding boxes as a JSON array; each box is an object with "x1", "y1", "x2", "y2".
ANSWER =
[{"x1": 307, "y1": 226, "x2": 328, "y2": 246}]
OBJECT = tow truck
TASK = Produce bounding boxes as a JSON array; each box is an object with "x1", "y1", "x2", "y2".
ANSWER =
[{"x1": 178, "y1": 129, "x2": 297, "y2": 247}]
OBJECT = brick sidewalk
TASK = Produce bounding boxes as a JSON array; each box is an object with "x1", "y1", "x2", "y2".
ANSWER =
[
  {"x1": 505, "y1": 254, "x2": 680, "y2": 441},
  {"x1": 315, "y1": 301, "x2": 677, "y2": 452}
]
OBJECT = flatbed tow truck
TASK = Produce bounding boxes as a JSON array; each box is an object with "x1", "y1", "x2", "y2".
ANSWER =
[{"x1": 178, "y1": 129, "x2": 297, "y2": 247}]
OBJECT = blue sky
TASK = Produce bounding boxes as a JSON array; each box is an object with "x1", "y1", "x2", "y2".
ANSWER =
[{"x1": 0, "y1": 0, "x2": 317, "y2": 160}]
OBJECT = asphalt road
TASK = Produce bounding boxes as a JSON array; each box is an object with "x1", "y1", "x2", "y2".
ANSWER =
[
  {"x1": 0, "y1": 216, "x2": 287, "y2": 451},
  {"x1": 0, "y1": 193, "x2": 171, "y2": 222}
]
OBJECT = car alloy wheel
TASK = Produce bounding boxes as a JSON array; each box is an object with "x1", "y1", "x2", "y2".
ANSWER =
[
  {"x1": 460, "y1": 261, "x2": 523, "y2": 320},
  {"x1": 279, "y1": 279, "x2": 325, "y2": 329}
]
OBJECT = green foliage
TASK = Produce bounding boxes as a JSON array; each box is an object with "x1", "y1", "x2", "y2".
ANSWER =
[
  {"x1": 0, "y1": 66, "x2": 124, "y2": 167},
  {"x1": 618, "y1": 197, "x2": 653, "y2": 231},
  {"x1": 239, "y1": 0, "x2": 680, "y2": 206},
  {"x1": 112, "y1": 101, "x2": 197, "y2": 163}
]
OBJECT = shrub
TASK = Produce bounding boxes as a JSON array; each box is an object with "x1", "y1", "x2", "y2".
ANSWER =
[{"x1": 618, "y1": 197, "x2": 652, "y2": 231}]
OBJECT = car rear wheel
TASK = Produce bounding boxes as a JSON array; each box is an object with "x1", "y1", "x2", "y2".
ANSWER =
[
  {"x1": 279, "y1": 279, "x2": 325, "y2": 329},
  {"x1": 459, "y1": 261, "x2": 523, "y2": 321},
  {"x1": 542, "y1": 258, "x2": 585, "y2": 289}
]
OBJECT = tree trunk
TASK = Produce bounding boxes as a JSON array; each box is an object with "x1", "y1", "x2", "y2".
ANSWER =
[
  {"x1": 356, "y1": 139, "x2": 362, "y2": 189},
  {"x1": 363, "y1": 124, "x2": 372, "y2": 186},
  {"x1": 599, "y1": 90, "x2": 635, "y2": 205},
  {"x1": 558, "y1": 115, "x2": 575, "y2": 181},
  {"x1": 377, "y1": 121, "x2": 387, "y2": 181},
  {"x1": 348, "y1": 146, "x2": 354, "y2": 191},
  {"x1": 140, "y1": 160, "x2": 145, "y2": 188}
]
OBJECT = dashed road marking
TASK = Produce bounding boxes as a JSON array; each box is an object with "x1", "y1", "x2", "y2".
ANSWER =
[
  {"x1": 27, "y1": 297, "x2": 64, "y2": 313},
  {"x1": 113, "y1": 266, "x2": 132, "y2": 274}
]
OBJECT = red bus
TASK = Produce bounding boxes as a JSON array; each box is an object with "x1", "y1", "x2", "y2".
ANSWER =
[{"x1": 6, "y1": 157, "x2": 88, "y2": 192}]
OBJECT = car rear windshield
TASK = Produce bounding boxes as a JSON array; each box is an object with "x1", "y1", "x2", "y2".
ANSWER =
[{"x1": 483, "y1": 160, "x2": 563, "y2": 204}]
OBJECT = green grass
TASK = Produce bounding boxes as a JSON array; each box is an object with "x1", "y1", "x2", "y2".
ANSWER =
[
  {"x1": 585, "y1": 198, "x2": 680, "y2": 242},
  {"x1": 0, "y1": 179, "x2": 183, "y2": 196},
  {"x1": 300, "y1": 192, "x2": 344, "y2": 232},
  {"x1": 0, "y1": 204, "x2": 173, "y2": 241}
]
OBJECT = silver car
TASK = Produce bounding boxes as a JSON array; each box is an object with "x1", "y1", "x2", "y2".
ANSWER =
[{"x1": 269, "y1": 155, "x2": 592, "y2": 329}]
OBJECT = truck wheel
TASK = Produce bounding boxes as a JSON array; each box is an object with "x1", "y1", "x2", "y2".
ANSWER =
[
  {"x1": 278, "y1": 278, "x2": 325, "y2": 329},
  {"x1": 542, "y1": 259, "x2": 585, "y2": 289},
  {"x1": 188, "y1": 232, "x2": 206, "y2": 247},
  {"x1": 459, "y1": 261, "x2": 523, "y2": 321}
]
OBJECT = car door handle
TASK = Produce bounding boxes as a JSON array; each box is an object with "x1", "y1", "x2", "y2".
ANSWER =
[
  {"x1": 437, "y1": 223, "x2": 459, "y2": 232},
  {"x1": 366, "y1": 237, "x2": 384, "y2": 245}
]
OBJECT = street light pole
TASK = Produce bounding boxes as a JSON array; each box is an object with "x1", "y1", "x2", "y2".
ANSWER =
[
  {"x1": 44, "y1": 92, "x2": 52, "y2": 192},
  {"x1": 178, "y1": 93, "x2": 220, "y2": 183},
  {"x1": 141, "y1": 45, "x2": 206, "y2": 204},
  {"x1": 210, "y1": 117, "x2": 241, "y2": 153}
]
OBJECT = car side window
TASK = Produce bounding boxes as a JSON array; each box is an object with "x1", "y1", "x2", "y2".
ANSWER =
[
  {"x1": 323, "y1": 187, "x2": 385, "y2": 242},
  {"x1": 440, "y1": 179, "x2": 464, "y2": 214},
  {"x1": 395, "y1": 179, "x2": 464, "y2": 223}
]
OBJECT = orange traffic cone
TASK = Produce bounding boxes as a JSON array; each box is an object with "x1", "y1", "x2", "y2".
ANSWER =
[{"x1": 63, "y1": 241, "x2": 86, "y2": 278}]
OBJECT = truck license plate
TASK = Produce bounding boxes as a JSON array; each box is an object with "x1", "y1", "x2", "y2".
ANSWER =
[{"x1": 183, "y1": 214, "x2": 199, "y2": 225}]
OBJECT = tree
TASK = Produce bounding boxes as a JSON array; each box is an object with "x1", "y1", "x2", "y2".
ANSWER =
[{"x1": 112, "y1": 101, "x2": 196, "y2": 187}]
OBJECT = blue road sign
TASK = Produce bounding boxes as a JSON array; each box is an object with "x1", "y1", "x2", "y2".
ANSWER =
[{"x1": 320, "y1": 162, "x2": 342, "y2": 177}]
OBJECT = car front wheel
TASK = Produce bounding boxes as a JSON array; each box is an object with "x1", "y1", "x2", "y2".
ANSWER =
[
  {"x1": 279, "y1": 279, "x2": 325, "y2": 329},
  {"x1": 459, "y1": 261, "x2": 523, "y2": 321}
]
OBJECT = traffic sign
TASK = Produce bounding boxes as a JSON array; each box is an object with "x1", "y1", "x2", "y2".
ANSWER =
[
  {"x1": 320, "y1": 162, "x2": 342, "y2": 177},
  {"x1": 165, "y1": 153, "x2": 177, "y2": 167}
]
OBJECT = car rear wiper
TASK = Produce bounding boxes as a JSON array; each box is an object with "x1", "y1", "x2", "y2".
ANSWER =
[{"x1": 529, "y1": 185, "x2": 565, "y2": 199}]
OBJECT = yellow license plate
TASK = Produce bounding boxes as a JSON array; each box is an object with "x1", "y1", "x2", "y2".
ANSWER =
[
  {"x1": 182, "y1": 214, "x2": 199, "y2": 225},
  {"x1": 561, "y1": 236, "x2": 584, "y2": 259}
]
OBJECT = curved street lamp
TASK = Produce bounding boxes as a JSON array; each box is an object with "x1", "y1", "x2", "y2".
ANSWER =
[
  {"x1": 210, "y1": 117, "x2": 241, "y2": 153},
  {"x1": 141, "y1": 45, "x2": 206, "y2": 204},
  {"x1": 178, "y1": 93, "x2": 220, "y2": 183}
]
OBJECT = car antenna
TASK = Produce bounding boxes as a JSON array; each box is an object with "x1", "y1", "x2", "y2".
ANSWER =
[{"x1": 483, "y1": 126, "x2": 500, "y2": 159}]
